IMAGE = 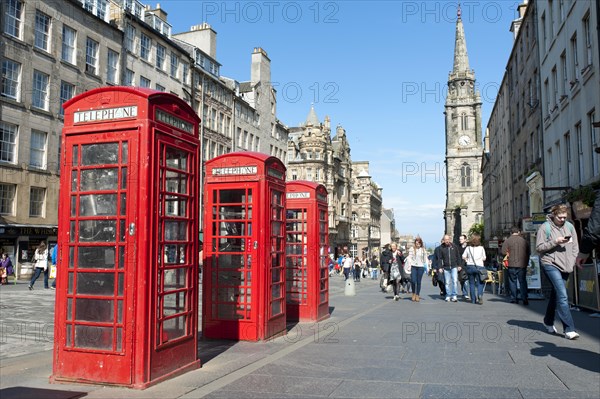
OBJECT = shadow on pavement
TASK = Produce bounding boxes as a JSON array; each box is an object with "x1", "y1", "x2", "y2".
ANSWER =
[
  {"x1": 531, "y1": 341, "x2": 600, "y2": 373},
  {"x1": 196, "y1": 339, "x2": 238, "y2": 364},
  {"x1": 0, "y1": 387, "x2": 87, "y2": 399}
]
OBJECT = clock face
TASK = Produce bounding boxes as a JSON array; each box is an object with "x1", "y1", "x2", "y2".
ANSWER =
[{"x1": 458, "y1": 135, "x2": 471, "y2": 146}]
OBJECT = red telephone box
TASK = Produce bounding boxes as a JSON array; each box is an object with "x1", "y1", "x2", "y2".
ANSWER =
[
  {"x1": 52, "y1": 87, "x2": 201, "y2": 388},
  {"x1": 285, "y1": 181, "x2": 330, "y2": 322},
  {"x1": 203, "y1": 152, "x2": 287, "y2": 341}
]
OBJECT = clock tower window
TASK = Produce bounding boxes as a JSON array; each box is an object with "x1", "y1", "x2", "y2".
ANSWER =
[
  {"x1": 460, "y1": 163, "x2": 472, "y2": 187},
  {"x1": 461, "y1": 113, "x2": 468, "y2": 130}
]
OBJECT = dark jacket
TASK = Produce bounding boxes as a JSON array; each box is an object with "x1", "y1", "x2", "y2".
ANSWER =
[
  {"x1": 580, "y1": 198, "x2": 600, "y2": 255},
  {"x1": 501, "y1": 234, "x2": 531, "y2": 268},
  {"x1": 435, "y1": 243, "x2": 461, "y2": 269},
  {"x1": 380, "y1": 249, "x2": 392, "y2": 273}
]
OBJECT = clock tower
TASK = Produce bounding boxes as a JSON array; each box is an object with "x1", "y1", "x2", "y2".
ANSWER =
[{"x1": 444, "y1": 6, "x2": 483, "y2": 241}]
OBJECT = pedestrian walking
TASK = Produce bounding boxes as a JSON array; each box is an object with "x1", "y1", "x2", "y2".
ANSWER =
[
  {"x1": 436, "y1": 235, "x2": 461, "y2": 302},
  {"x1": 0, "y1": 253, "x2": 13, "y2": 285},
  {"x1": 457, "y1": 234, "x2": 470, "y2": 301},
  {"x1": 576, "y1": 191, "x2": 600, "y2": 267},
  {"x1": 353, "y1": 257, "x2": 361, "y2": 282},
  {"x1": 388, "y1": 243, "x2": 404, "y2": 301},
  {"x1": 462, "y1": 234, "x2": 486, "y2": 304},
  {"x1": 29, "y1": 241, "x2": 49, "y2": 290},
  {"x1": 370, "y1": 255, "x2": 379, "y2": 279},
  {"x1": 502, "y1": 226, "x2": 530, "y2": 305},
  {"x1": 536, "y1": 204, "x2": 580, "y2": 340},
  {"x1": 342, "y1": 248, "x2": 353, "y2": 281},
  {"x1": 407, "y1": 237, "x2": 427, "y2": 302}
]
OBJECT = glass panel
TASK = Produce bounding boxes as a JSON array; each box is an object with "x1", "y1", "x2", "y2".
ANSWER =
[
  {"x1": 80, "y1": 168, "x2": 118, "y2": 191},
  {"x1": 219, "y1": 221, "x2": 246, "y2": 236},
  {"x1": 165, "y1": 171, "x2": 187, "y2": 194},
  {"x1": 120, "y1": 220, "x2": 126, "y2": 241},
  {"x1": 118, "y1": 246, "x2": 124, "y2": 269},
  {"x1": 72, "y1": 145, "x2": 78, "y2": 166},
  {"x1": 120, "y1": 167, "x2": 127, "y2": 189},
  {"x1": 71, "y1": 196, "x2": 76, "y2": 216},
  {"x1": 219, "y1": 189, "x2": 246, "y2": 203},
  {"x1": 70, "y1": 221, "x2": 76, "y2": 243},
  {"x1": 121, "y1": 142, "x2": 128, "y2": 164},
  {"x1": 216, "y1": 254, "x2": 244, "y2": 268},
  {"x1": 79, "y1": 220, "x2": 117, "y2": 242},
  {"x1": 69, "y1": 247, "x2": 75, "y2": 268},
  {"x1": 271, "y1": 299, "x2": 281, "y2": 315},
  {"x1": 75, "y1": 298, "x2": 114, "y2": 322},
  {"x1": 271, "y1": 284, "x2": 281, "y2": 299},
  {"x1": 117, "y1": 273, "x2": 124, "y2": 296},
  {"x1": 164, "y1": 268, "x2": 186, "y2": 289},
  {"x1": 78, "y1": 246, "x2": 115, "y2": 268},
  {"x1": 217, "y1": 270, "x2": 245, "y2": 284},
  {"x1": 81, "y1": 143, "x2": 119, "y2": 165},
  {"x1": 163, "y1": 291, "x2": 186, "y2": 316},
  {"x1": 71, "y1": 171, "x2": 78, "y2": 192},
  {"x1": 165, "y1": 196, "x2": 187, "y2": 217},
  {"x1": 117, "y1": 300, "x2": 123, "y2": 323},
  {"x1": 77, "y1": 272, "x2": 115, "y2": 295},
  {"x1": 218, "y1": 237, "x2": 244, "y2": 252},
  {"x1": 116, "y1": 327, "x2": 122, "y2": 352},
  {"x1": 79, "y1": 194, "x2": 117, "y2": 216},
  {"x1": 166, "y1": 148, "x2": 188, "y2": 170},
  {"x1": 120, "y1": 193, "x2": 126, "y2": 215},
  {"x1": 75, "y1": 325, "x2": 113, "y2": 350},
  {"x1": 66, "y1": 324, "x2": 72, "y2": 346},
  {"x1": 219, "y1": 205, "x2": 245, "y2": 220},
  {"x1": 272, "y1": 268, "x2": 281, "y2": 283},
  {"x1": 162, "y1": 315, "x2": 186, "y2": 341},
  {"x1": 216, "y1": 304, "x2": 240, "y2": 319},
  {"x1": 68, "y1": 272, "x2": 74, "y2": 294},
  {"x1": 164, "y1": 221, "x2": 187, "y2": 241},
  {"x1": 67, "y1": 298, "x2": 72, "y2": 320}
]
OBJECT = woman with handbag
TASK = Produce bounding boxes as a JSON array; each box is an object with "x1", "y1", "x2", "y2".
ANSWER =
[
  {"x1": 29, "y1": 241, "x2": 49, "y2": 290},
  {"x1": 389, "y1": 243, "x2": 404, "y2": 301},
  {"x1": 462, "y1": 234, "x2": 486, "y2": 304},
  {"x1": 408, "y1": 237, "x2": 427, "y2": 302}
]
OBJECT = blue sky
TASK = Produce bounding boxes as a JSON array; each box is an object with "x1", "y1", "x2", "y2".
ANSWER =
[{"x1": 163, "y1": 0, "x2": 520, "y2": 247}]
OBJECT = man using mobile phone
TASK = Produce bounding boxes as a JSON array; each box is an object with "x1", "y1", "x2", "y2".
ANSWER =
[{"x1": 536, "y1": 204, "x2": 580, "y2": 340}]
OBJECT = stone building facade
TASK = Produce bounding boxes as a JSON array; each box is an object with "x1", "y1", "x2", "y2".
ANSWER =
[{"x1": 350, "y1": 161, "x2": 382, "y2": 259}]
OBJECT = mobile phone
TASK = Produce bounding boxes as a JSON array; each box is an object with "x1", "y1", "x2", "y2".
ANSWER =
[{"x1": 564, "y1": 235, "x2": 572, "y2": 240}]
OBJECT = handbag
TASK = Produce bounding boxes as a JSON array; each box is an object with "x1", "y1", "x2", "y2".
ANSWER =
[
  {"x1": 49, "y1": 265, "x2": 57, "y2": 279},
  {"x1": 502, "y1": 252, "x2": 509, "y2": 268},
  {"x1": 478, "y1": 267, "x2": 488, "y2": 283},
  {"x1": 391, "y1": 264, "x2": 400, "y2": 280}
]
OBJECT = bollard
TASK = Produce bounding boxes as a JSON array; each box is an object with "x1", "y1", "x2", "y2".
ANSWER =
[{"x1": 345, "y1": 276, "x2": 356, "y2": 296}]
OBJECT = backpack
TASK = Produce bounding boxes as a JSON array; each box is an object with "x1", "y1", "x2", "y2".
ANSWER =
[{"x1": 543, "y1": 221, "x2": 575, "y2": 240}]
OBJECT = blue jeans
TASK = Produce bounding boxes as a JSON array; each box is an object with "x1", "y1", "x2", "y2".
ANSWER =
[
  {"x1": 443, "y1": 268, "x2": 458, "y2": 299},
  {"x1": 466, "y1": 265, "x2": 484, "y2": 303},
  {"x1": 542, "y1": 264, "x2": 576, "y2": 333},
  {"x1": 410, "y1": 266, "x2": 425, "y2": 295},
  {"x1": 30, "y1": 267, "x2": 49, "y2": 289},
  {"x1": 507, "y1": 267, "x2": 528, "y2": 302}
]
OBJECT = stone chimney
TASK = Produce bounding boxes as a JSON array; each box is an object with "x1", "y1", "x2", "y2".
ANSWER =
[
  {"x1": 173, "y1": 22, "x2": 217, "y2": 59},
  {"x1": 251, "y1": 47, "x2": 271, "y2": 85},
  {"x1": 148, "y1": 3, "x2": 168, "y2": 21}
]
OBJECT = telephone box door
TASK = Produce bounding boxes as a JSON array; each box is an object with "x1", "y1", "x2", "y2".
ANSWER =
[
  {"x1": 204, "y1": 184, "x2": 258, "y2": 340},
  {"x1": 57, "y1": 131, "x2": 137, "y2": 385}
]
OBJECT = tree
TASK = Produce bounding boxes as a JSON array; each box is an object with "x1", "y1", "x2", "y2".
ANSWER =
[{"x1": 469, "y1": 222, "x2": 484, "y2": 240}]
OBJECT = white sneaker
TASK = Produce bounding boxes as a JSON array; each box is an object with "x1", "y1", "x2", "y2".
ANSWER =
[
  {"x1": 545, "y1": 324, "x2": 557, "y2": 334},
  {"x1": 465, "y1": 295, "x2": 471, "y2": 300},
  {"x1": 394, "y1": 295, "x2": 399, "y2": 301},
  {"x1": 445, "y1": 297, "x2": 451, "y2": 302},
  {"x1": 451, "y1": 296, "x2": 458, "y2": 302},
  {"x1": 565, "y1": 331, "x2": 580, "y2": 340}
]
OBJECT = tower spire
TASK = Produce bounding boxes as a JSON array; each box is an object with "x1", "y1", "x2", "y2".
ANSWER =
[{"x1": 452, "y1": 3, "x2": 470, "y2": 73}]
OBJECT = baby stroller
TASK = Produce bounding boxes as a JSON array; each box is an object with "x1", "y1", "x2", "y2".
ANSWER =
[{"x1": 399, "y1": 263, "x2": 411, "y2": 294}]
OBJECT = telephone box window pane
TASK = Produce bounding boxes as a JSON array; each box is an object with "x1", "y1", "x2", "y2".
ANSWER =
[
  {"x1": 72, "y1": 146, "x2": 78, "y2": 166},
  {"x1": 220, "y1": 205, "x2": 245, "y2": 219},
  {"x1": 75, "y1": 298, "x2": 114, "y2": 322},
  {"x1": 272, "y1": 221, "x2": 281, "y2": 235},
  {"x1": 67, "y1": 298, "x2": 72, "y2": 320},
  {"x1": 81, "y1": 143, "x2": 119, "y2": 165},
  {"x1": 116, "y1": 327, "x2": 123, "y2": 352},
  {"x1": 271, "y1": 284, "x2": 281, "y2": 299},
  {"x1": 219, "y1": 189, "x2": 248, "y2": 203},
  {"x1": 71, "y1": 196, "x2": 76, "y2": 216},
  {"x1": 79, "y1": 220, "x2": 116, "y2": 242},
  {"x1": 66, "y1": 325, "x2": 72, "y2": 346},
  {"x1": 117, "y1": 300, "x2": 123, "y2": 323},
  {"x1": 120, "y1": 167, "x2": 127, "y2": 189},
  {"x1": 272, "y1": 268, "x2": 281, "y2": 283},
  {"x1": 164, "y1": 268, "x2": 186, "y2": 289},
  {"x1": 166, "y1": 171, "x2": 187, "y2": 194},
  {"x1": 216, "y1": 304, "x2": 239, "y2": 319},
  {"x1": 166, "y1": 149, "x2": 187, "y2": 170},
  {"x1": 163, "y1": 315, "x2": 186, "y2": 341},
  {"x1": 71, "y1": 171, "x2": 78, "y2": 192},
  {"x1": 119, "y1": 220, "x2": 126, "y2": 241},
  {"x1": 78, "y1": 246, "x2": 115, "y2": 268},
  {"x1": 70, "y1": 221, "x2": 76, "y2": 242},
  {"x1": 219, "y1": 237, "x2": 243, "y2": 252},
  {"x1": 117, "y1": 273, "x2": 124, "y2": 296},
  {"x1": 120, "y1": 193, "x2": 126, "y2": 215},
  {"x1": 121, "y1": 142, "x2": 128, "y2": 163},
  {"x1": 165, "y1": 221, "x2": 187, "y2": 241},
  {"x1": 220, "y1": 221, "x2": 246, "y2": 236},
  {"x1": 77, "y1": 272, "x2": 115, "y2": 295},
  {"x1": 163, "y1": 292, "x2": 186, "y2": 316},
  {"x1": 118, "y1": 246, "x2": 124, "y2": 269},
  {"x1": 218, "y1": 270, "x2": 244, "y2": 284},
  {"x1": 75, "y1": 325, "x2": 113, "y2": 350},
  {"x1": 81, "y1": 168, "x2": 118, "y2": 191},
  {"x1": 68, "y1": 272, "x2": 74, "y2": 294},
  {"x1": 271, "y1": 299, "x2": 281, "y2": 316},
  {"x1": 165, "y1": 196, "x2": 186, "y2": 217},
  {"x1": 79, "y1": 194, "x2": 117, "y2": 216},
  {"x1": 216, "y1": 254, "x2": 244, "y2": 268},
  {"x1": 69, "y1": 247, "x2": 75, "y2": 268}
]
